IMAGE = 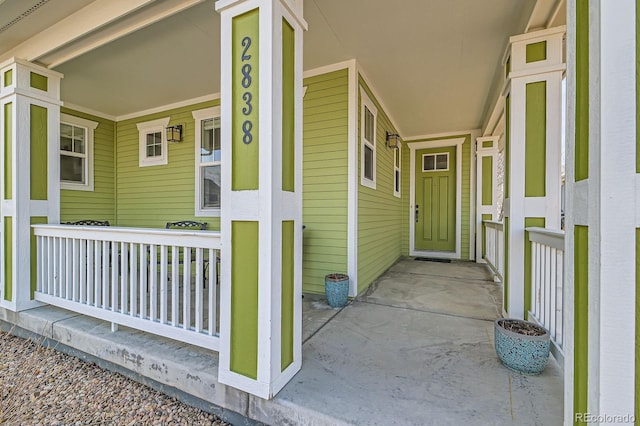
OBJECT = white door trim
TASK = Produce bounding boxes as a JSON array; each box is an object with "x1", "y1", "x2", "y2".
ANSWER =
[{"x1": 409, "y1": 137, "x2": 465, "y2": 259}]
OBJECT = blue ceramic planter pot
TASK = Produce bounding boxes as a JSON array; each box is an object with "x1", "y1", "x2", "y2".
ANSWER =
[
  {"x1": 325, "y1": 273, "x2": 349, "y2": 308},
  {"x1": 494, "y1": 318, "x2": 550, "y2": 375}
]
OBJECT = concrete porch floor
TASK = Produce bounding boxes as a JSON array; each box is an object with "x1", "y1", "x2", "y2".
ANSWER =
[{"x1": 0, "y1": 258, "x2": 562, "y2": 425}]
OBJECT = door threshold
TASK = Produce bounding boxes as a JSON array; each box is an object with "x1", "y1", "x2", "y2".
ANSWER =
[{"x1": 414, "y1": 257, "x2": 452, "y2": 263}]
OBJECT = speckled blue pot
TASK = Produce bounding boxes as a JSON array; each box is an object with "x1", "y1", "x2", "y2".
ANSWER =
[
  {"x1": 325, "y1": 274, "x2": 349, "y2": 308},
  {"x1": 494, "y1": 319, "x2": 550, "y2": 375}
]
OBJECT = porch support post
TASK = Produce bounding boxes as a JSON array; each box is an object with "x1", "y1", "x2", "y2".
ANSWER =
[
  {"x1": 502, "y1": 27, "x2": 565, "y2": 319},
  {"x1": 565, "y1": 1, "x2": 637, "y2": 423},
  {"x1": 0, "y1": 58, "x2": 61, "y2": 312},
  {"x1": 475, "y1": 136, "x2": 499, "y2": 262},
  {"x1": 216, "y1": 0, "x2": 307, "y2": 399}
]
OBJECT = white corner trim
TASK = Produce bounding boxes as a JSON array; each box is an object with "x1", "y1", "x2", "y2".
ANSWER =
[
  {"x1": 408, "y1": 137, "x2": 465, "y2": 259},
  {"x1": 347, "y1": 60, "x2": 359, "y2": 296},
  {"x1": 137, "y1": 117, "x2": 170, "y2": 167}
]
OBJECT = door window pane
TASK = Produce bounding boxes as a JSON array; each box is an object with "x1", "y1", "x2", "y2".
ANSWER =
[
  {"x1": 423, "y1": 155, "x2": 435, "y2": 171},
  {"x1": 436, "y1": 154, "x2": 448, "y2": 170}
]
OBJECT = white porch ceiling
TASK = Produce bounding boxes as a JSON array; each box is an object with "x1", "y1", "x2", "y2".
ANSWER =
[{"x1": 0, "y1": 0, "x2": 556, "y2": 138}]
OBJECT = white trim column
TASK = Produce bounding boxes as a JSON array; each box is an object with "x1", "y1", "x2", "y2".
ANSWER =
[
  {"x1": 0, "y1": 58, "x2": 61, "y2": 312},
  {"x1": 502, "y1": 27, "x2": 565, "y2": 319},
  {"x1": 216, "y1": 0, "x2": 307, "y2": 399},
  {"x1": 475, "y1": 136, "x2": 499, "y2": 262}
]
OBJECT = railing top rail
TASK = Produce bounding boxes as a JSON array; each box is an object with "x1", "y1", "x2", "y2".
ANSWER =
[
  {"x1": 32, "y1": 224, "x2": 221, "y2": 249},
  {"x1": 526, "y1": 226, "x2": 565, "y2": 250},
  {"x1": 483, "y1": 220, "x2": 504, "y2": 229}
]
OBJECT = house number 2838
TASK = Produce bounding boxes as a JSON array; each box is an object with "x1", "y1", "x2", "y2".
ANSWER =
[{"x1": 241, "y1": 36, "x2": 253, "y2": 145}]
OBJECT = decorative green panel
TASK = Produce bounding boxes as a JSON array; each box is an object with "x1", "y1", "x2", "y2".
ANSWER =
[
  {"x1": 302, "y1": 69, "x2": 349, "y2": 294},
  {"x1": 61, "y1": 109, "x2": 116, "y2": 224},
  {"x1": 574, "y1": 225, "x2": 588, "y2": 425},
  {"x1": 525, "y1": 81, "x2": 546, "y2": 197},
  {"x1": 505, "y1": 95, "x2": 510, "y2": 198},
  {"x1": 281, "y1": 220, "x2": 294, "y2": 371},
  {"x1": 30, "y1": 217, "x2": 47, "y2": 298},
  {"x1": 576, "y1": 1, "x2": 589, "y2": 182},
  {"x1": 4, "y1": 103, "x2": 12, "y2": 200},
  {"x1": 4, "y1": 69, "x2": 12, "y2": 87},
  {"x1": 526, "y1": 41, "x2": 547, "y2": 63},
  {"x1": 524, "y1": 217, "x2": 545, "y2": 319},
  {"x1": 232, "y1": 9, "x2": 259, "y2": 191},
  {"x1": 30, "y1": 105, "x2": 48, "y2": 200},
  {"x1": 230, "y1": 221, "x2": 259, "y2": 379},
  {"x1": 282, "y1": 18, "x2": 295, "y2": 192},
  {"x1": 30, "y1": 72, "x2": 48, "y2": 91},
  {"x1": 482, "y1": 140, "x2": 493, "y2": 148},
  {"x1": 481, "y1": 214, "x2": 491, "y2": 258},
  {"x1": 4, "y1": 218, "x2": 12, "y2": 302},
  {"x1": 482, "y1": 156, "x2": 493, "y2": 206},
  {"x1": 504, "y1": 217, "x2": 509, "y2": 314}
]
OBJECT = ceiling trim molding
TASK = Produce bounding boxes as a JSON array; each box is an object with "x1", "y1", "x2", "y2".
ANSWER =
[
  {"x1": 404, "y1": 129, "x2": 481, "y2": 143},
  {"x1": 62, "y1": 102, "x2": 117, "y2": 121},
  {"x1": 303, "y1": 59, "x2": 355, "y2": 79},
  {"x1": 357, "y1": 65, "x2": 403, "y2": 139},
  {"x1": 116, "y1": 93, "x2": 221, "y2": 121}
]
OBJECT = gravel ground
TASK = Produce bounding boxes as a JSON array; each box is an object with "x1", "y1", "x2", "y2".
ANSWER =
[{"x1": 0, "y1": 330, "x2": 229, "y2": 425}]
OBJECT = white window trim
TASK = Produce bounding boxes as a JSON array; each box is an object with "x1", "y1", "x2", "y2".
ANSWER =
[
  {"x1": 60, "y1": 113, "x2": 98, "y2": 191},
  {"x1": 393, "y1": 141, "x2": 402, "y2": 198},
  {"x1": 360, "y1": 87, "x2": 377, "y2": 189},
  {"x1": 193, "y1": 106, "x2": 221, "y2": 217},
  {"x1": 137, "y1": 117, "x2": 170, "y2": 167},
  {"x1": 421, "y1": 152, "x2": 450, "y2": 172}
]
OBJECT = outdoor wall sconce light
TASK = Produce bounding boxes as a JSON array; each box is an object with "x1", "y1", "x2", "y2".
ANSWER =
[
  {"x1": 386, "y1": 131, "x2": 400, "y2": 149},
  {"x1": 166, "y1": 124, "x2": 183, "y2": 142}
]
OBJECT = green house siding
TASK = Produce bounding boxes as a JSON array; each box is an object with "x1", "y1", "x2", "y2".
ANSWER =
[
  {"x1": 60, "y1": 108, "x2": 116, "y2": 223},
  {"x1": 402, "y1": 134, "x2": 472, "y2": 261},
  {"x1": 302, "y1": 69, "x2": 349, "y2": 294},
  {"x1": 357, "y1": 76, "x2": 403, "y2": 293},
  {"x1": 115, "y1": 100, "x2": 220, "y2": 229}
]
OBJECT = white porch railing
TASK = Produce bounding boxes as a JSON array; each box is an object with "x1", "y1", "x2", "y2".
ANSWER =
[
  {"x1": 32, "y1": 225, "x2": 220, "y2": 351},
  {"x1": 526, "y1": 227, "x2": 565, "y2": 366},
  {"x1": 483, "y1": 220, "x2": 504, "y2": 280}
]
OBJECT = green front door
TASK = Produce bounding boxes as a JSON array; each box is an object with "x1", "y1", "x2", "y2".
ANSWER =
[{"x1": 414, "y1": 146, "x2": 456, "y2": 252}]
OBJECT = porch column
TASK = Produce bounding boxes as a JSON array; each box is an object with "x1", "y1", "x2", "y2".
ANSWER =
[
  {"x1": 0, "y1": 58, "x2": 61, "y2": 312},
  {"x1": 502, "y1": 27, "x2": 564, "y2": 319},
  {"x1": 565, "y1": 1, "x2": 636, "y2": 424},
  {"x1": 215, "y1": 0, "x2": 306, "y2": 399},
  {"x1": 475, "y1": 136, "x2": 499, "y2": 262}
]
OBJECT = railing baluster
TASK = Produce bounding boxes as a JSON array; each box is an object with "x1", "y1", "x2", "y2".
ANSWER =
[
  {"x1": 95, "y1": 241, "x2": 102, "y2": 307},
  {"x1": 195, "y1": 248, "x2": 203, "y2": 333},
  {"x1": 47, "y1": 237, "x2": 53, "y2": 295},
  {"x1": 150, "y1": 245, "x2": 158, "y2": 321},
  {"x1": 160, "y1": 245, "x2": 168, "y2": 324},
  {"x1": 171, "y1": 246, "x2": 178, "y2": 326},
  {"x1": 130, "y1": 243, "x2": 137, "y2": 317},
  {"x1": 121, "y1": 242, "x2": 129, "y2": 315},
  {"x1": 140, "y1": 244, "x2": 148, "y2": 319},
  {"x1": 102, "y1": 240, "x2": 109, "y2": 309},
  {"x1": 183, "y1": 247, "x2": 191, "y2": 330},
  {"x1": 79, "y1": 239, "x2": 86, "y2": 303},
  {"x1": 87, "y1": 240, "x2": 94, "y2": 305},
  {"x1": 111, "y1": 241, "x2": 119, "y2": 313}
]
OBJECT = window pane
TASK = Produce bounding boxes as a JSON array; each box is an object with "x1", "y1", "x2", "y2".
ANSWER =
[
  {"x1": 147, "y1": 145, "x2": 155, "y2": 157},
  {"x1": 436, "y1": 154, "x2": 448, "y2": 170},
  {"x1": 395, "y1": 170, "x2": 400, "y2": 192},
  {"x1": 60, "y1": 136, "x2": 73, "y2": 152},
  {"x1": 202, "y1": 165, "x2": 221, "y2": 208},
  {"x1": 364, "y1": 107, "x2": 374, "y2": 142},
  {"x1": 423, "y1": 155, "x2": 435, "y2": 171},
  {"x1": 213, "y1": 118, "x2": 221, "y2": 162},
  {"x1": 60, "y1": 155, "x2": 84, "y2": 183},
  {"x1": 364, "y1": 145, "x2": 373, "y2": 180},
  {"x1": 154, "y1": 144, "x2": 162, "y2": 157},
  {"x1": 74, "y1": 127, "x2": 85, "y2": 154}
]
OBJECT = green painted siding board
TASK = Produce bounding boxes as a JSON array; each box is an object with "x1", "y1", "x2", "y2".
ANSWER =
[
  {"x1": 4, "y1": 103, "x2": 12, "y2": 200},
  {"x1": 281, "y1": 220, "x2": 294, "y2": 371},
  {"x1": 524, "y1": 217, "x2": 545, "y2": 320},
  {"x1": 576, "y1": 1, "x2": 589, "y2": 181},
  {"x1": 482, "y1": 156, "x2": 493, "y2": 206},
  {"x1": 302, "y1": 69, "x2": 349, "y2": 294},
  {"x1": 30, "y1": 105, "x2": 48, "y2": 200},
  {"x1": 232, "y1": 9, "x2": 259, "y2": 191},
  {"x1": 4, "y1": 69, "x2": 12, "y2": 87},
  {"x1": 526, "y1": 41, "x2": 547, "y2": 63},
  {"x1": 574, "y1": 225, "x2": 588, "y2": 425},
  {"x1": 230, "y1": 221, "x2": 259, "y2": 379},
  {"x1": 31, "y1": 217, "x2": 47, "y2": 298},
  {"x1": 115, "y1": 101, "x2": 220, "y2": 229},
  {"x1": 525, "y1": 82, "x2": 546, "y2": 197},
  {"x1": 282, "y1": 19, "x2": 295, "y2": 192},
  {"x1": 61, "y1": 108, "x2": 115, "y2": 224},
  {"x1": 357, "y1": 76, "x2": 405, "y2": 292},
  {"x1": 4, "y1": 218, "x2": 11, "y2": 301},
  {"x1": 30, "y1": 72, "x2": 48, "y2": 91}
]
